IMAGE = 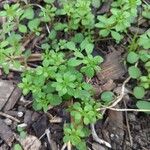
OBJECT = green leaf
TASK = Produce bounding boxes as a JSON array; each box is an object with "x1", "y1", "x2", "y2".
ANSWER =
[
  {"x1": 139, "y1": 32, "x2": 150, "y2": 49},
  {"x1": 13, "y1": 61, "x2": 21, "y2": 69},
  {"x1": 128, "y1": 66, "x2": 141, "y2": 79},
  {"x1": 0, "y1": 11, "x2": 7, "y2": 16},
  {"x1": 136, "y1": 101, "x2": 150, "y2": 114},
  {"x1": 68, "y1": 58, "x2": 82, "y2": 66},
  {"x1": 44, "y1": 0, "x2": 54, "y2": 3},
  {"x1": 20, "y1": 131, "x2": 27, "y2": 139},
  {"x1": 127, "y1": 52, "x2": 139, "y2": 64},
  {"x1": 91, "y1": 0, "x2": 101, "y2": 8},
  {"x1": 49, "y1": 94, "x2": 62, "y2": 106},
  {"x1": 75, "y1": 112, "x2": 82, "y2": 121},
  {"x1": 22, "y1": 7, "x2": 34, "y2": 20},
  {"x1": 99, "y1": 29, "x2": 110, "y2": 37},
  {"x1": 111, "y1": 31, "x2": 123, "y2": 43},
  {"x1": 83, "y1": 117, "x2": 90, "y2": 125},
  {"x1": 133, "y1": 86, "x2": 145, "y2": 99},
  {"x1": 19, "y1": 24, "x2": 27, "y2": 33},
  {"x1": 139, "y1": 50, "x2": 150, "y2": 62},
  {"x1": 72, "y1": 33, "x2": 84, "y2": 43},
  {"x1": 1, "y1": 41, "x2": 9, "y2": 48},
  {"x1": 85, "y1": 43, "x2": 94, "y2": 54},
  {"x1": 28, "y1": 19, "x2": 40, "y2": 31},
  {"x1": 81, "y1": 66, "x2": 94, "y2": 78},
  {"x1": 101, "y1": 91, "x2": 114, "y2": 102},
  {"x1": 66, "y1": 41, "x2": 76, "y2": 50},
  {"x1": 49, "y1": 29, "x2": 57, "y2": 40},
  {"x1": 13, "y1": 144, "x2": 23, "y2": 150}
]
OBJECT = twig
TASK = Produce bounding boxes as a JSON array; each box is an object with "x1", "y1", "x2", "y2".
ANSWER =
[
  {"x1": 61, "y1": 143, "x2": 67, "y2": 150},
  {"x1": 108, "y1": 76, "x2": 131, "y2": 108},
  {"x1": 7, "y1": 53, "x2": 42, "y2": 63},
  {"x1": 0, "y1": 111, "x2": 20, "y2": 123},
  {"x1": 90, "y1": 123, "x2": 111, "y2": 148},
  {"x1": 123, "y1": 101, "x2": 133, "y2": 147},
  {"x1": 101, "y1": 107, "x2": 150, "y2": 112},
  {"x1": 67, "y1": 141, "x2": 72, "y2": 150}
]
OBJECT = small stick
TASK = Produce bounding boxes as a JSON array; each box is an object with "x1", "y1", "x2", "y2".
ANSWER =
[
  {"x1": 90, "y1": 123, "x2": 111, "y2": 148},
  {"x1": 101, "y1": 107, "x2": 150, "y2": 112},
  {"x1": 0, "y1": 111, "x2": 20, "y2": 123},
  {"x1": 123, "y1": 101, "x2": 133, "y2": 147},
  {"x1": 61, "y1": 143, "x2": 67, "y2": 150},
  {"x1": 108, "y1": 76, "x2": 131, "y2": 108},
  {"x1": 67, "y1": 141, "x2": 72, "y2": 150}
]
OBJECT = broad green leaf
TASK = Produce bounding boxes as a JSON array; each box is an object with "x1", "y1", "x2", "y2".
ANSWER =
[
  {"x1": 72, "y1": 33, "x2": 84, "y2": 43},
  {"x1": 111, "y1": 31, "x2": 123, "y2": 43},
  {"x1": 81, "y1": 66, "x2": 94, "y2": 78},
  {"x1": 139, "y1": 50, "x2": 150, "y2": 62},
  {"x1": 28, "y1": 19, "x2": 40, "y2": 31},
  {"x1": 128, "y1": 66, "x2": 141, "y2": 79},
  {"x1": 44, "y1": 0, "x2": 54, "y2": 3},
  {"x1": 68, "y1": 58, "x2": 82, "y2": 66},
  {"x1": 139, "y1": 32, "x2": 150, "y2": 49},
  {"x1": 21, "y1": 7, "x2": 34, "y2": 20},
  {"x1": 83, "y1": 117, "x2": 90, "y2": 125},
  {"x1": 75, "y1": 112, "x2": 82, "y2": 121},
  {"x1": 13, "y1": 144, "x2": 23, "y2": 150},
  {"x1": 0, "y1": 11, "x2": 7, "y2": 16},
  {"x1": 136, "y1": 101, "x2": 150, "y2": 114},
  {"x1": 101, "y1": 91, "x2": 114, "y2": 102},
  {"x1": 99, "y1": 29, "x2": 110, "y2": 37},
  {"x1": 66, "y1": 41, "x2": 76, "y2": 50},
  {"x1": 133, "y1": 86, "x2": 145, "y2": 99},
  {"x1": 19, "y1": 24, "x2": 27, "y2": 33},
  {"x1": 50, "y1": 95, "x2": 62, "y2": 106},
  {"x1": 85, "y1": 43, "x2": 94, "y2": 54},
  {"x1": 91, "y1": 0, "x2": 101, "y2": 8},
  {"x1": 127, "y1": 52, "x2": 139, "y2": 64}
]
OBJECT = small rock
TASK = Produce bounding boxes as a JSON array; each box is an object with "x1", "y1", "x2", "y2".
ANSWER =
[
  {"x1": 128, "y1": 113, "x2": 136, "y2": 122},
  {"x1": 17, "y1": 112, "x2": 24, "y2": 118},
  {"x1": 4, "y1": 118, "x2": 12, "y2": 126},
  {"x1": 17, "y1": 123, "x2": 27, "y2": 129}
]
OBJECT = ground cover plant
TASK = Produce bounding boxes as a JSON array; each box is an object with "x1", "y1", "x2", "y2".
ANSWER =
[{"x1": 0, "y1": 0, "x2": 150, "y2": 150}]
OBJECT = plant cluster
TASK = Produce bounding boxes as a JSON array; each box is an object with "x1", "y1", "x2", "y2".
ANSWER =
[
  {"x1": 127, "y1": 45, "x2": 150, "y2": 110},
  {"x1": 0, "y1": 0, "x2": 150, "y2": 149},
  {"x1": 95, "y1": 0, "x2": 141, "y2": 42}
]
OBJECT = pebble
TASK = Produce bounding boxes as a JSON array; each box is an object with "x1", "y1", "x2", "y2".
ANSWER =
[{"x1": 4, "y1": 118, "x2": 12, "y2": 126}]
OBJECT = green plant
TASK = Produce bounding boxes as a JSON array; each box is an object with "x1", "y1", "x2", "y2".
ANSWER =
[
  {"x1": 136, "y1": 101, "x2": 150, "y2": 114},
  {"x1": 63, "y1": 124, "x2": 89, "y2": 150},
  {"x1": 17, "y1": 126, "x2": 27, "y2": 139},
  {"x1": 62, "y1": 0, "x2": 95, "y2": 30},
  {"x1": 101, "y1": 91, "x2": 114, "y2": 104},
  {"x1": 1, "y1": 0, "x2": 149, "y2": 149},
  {"x1": 13, "y1": 144, "x2": 23, "y2": 150},
  {"x1": 39, "y1": 4, "x2": 56, "y2": 22},
  {"x1": 127, "y1": 49, "x2": 150, "y2": 111},
  {"x1": 142, "y1": 4, "x2": 150, "y2": 19},
  {"x1": 95, "y1": 0, "x2": 141, "y2": 42},
  {"x1": 70, "y1": 100, "x2": 101, "y2": 125},
  {"x1": 138, "y1": 31, "x2": 150, "y2": 49}
]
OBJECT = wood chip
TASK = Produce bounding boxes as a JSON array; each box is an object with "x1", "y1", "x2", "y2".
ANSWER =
[
  {"x1": 97, "y1": 47, "x2": 126, "y2": 80},
  {"x1": 4, "y1": 87, "x2": 22, "y2": 111},
  {"x1": 0, "y1": 80, "x2": 15, "y2": 110},
  {"x1": 0, "y1": 119, "x2": 15, "y2": 146},
  {"x1": 20, "y1": 135, "x2": 41, "y2": 150}
]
